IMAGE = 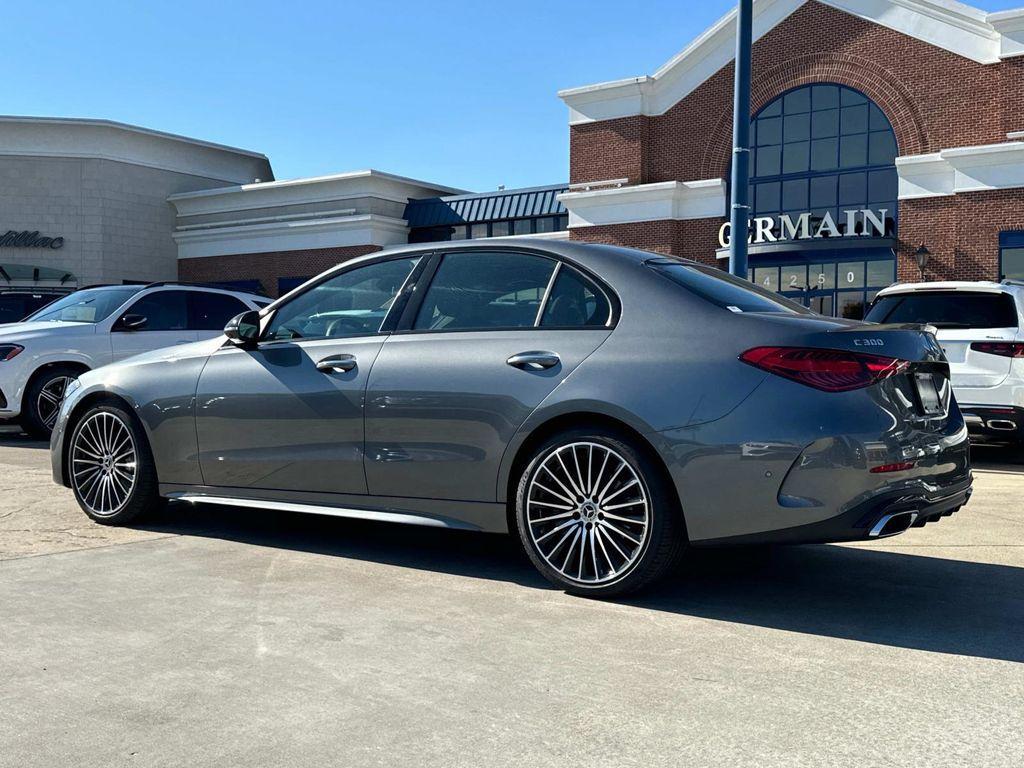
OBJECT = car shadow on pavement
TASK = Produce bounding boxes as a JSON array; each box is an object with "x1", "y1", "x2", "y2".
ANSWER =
[
  {"x1": 0, "y1": 426, "x2": 48, "y2": 450},
  {"x1": 971, "y1": 444, "x2": 1024, "y2": 473},
  {"x1": 139, "y1": 501, "x2": 1024, "y2": 665}
]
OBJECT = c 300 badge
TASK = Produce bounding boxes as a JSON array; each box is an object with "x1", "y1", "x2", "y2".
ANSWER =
[{"x1": 854, "y1": 338, "x2": 885, "y2": 347}]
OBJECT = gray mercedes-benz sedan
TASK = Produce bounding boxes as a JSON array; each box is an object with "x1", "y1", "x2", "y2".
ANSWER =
[{"x1": 50, "y1": 240, "x2": 972, "y2": 596}]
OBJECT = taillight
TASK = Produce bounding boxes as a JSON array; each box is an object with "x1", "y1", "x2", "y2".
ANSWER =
[
  {"x1": 970, "y1": 342, "x2": 1024, "y2": 358},
  {"x1": 739, "y1": 347, "x2": 910, "y2": 392}
]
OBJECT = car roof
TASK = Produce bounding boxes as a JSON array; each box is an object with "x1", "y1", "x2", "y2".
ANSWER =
[{"x1": 876, "y1": 280, "x2": 1023, "y2": 297}]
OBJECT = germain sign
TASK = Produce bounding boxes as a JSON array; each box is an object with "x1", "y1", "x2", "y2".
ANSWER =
[
  {"x1": 718, "y1": 208, "x2": 890, "y2": 248},
  {"x1": 0, "y1": 230, "x2": 65, "y2": 249}
]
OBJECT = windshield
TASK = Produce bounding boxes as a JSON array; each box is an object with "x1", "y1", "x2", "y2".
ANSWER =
[
  {"x1": 866, "y1": 291, "x2": 1019, "y2": 329},
  {"x1": 25, "y1": 286, "x2": 144, "y2": 324},
  {"x1": 649, "y1": 261, "x2": 811, "y2": 315}
]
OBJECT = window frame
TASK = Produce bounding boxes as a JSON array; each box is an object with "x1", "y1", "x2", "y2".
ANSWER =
[
  {"x1": 255, "y1": 252, "x2": 433, "y2": 346},
  {"x1": 394, "y1": 246, "x2": 619, "y2": 335}
]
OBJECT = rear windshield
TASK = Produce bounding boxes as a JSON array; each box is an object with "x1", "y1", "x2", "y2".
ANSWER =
[
  {"x1": 865, "y1": 291, "x2": 1019, "y2": 329},
  {"x1": 649, "y1": 261, "x2": 810, "y2": 314},
  {"x1": 0, "y1": 294, "x2": 60, "y2": 324}
]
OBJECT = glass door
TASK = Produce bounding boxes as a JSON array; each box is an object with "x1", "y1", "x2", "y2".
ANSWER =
[{"x1": 748, "y1": 249, "x2": 895, "y2": 318}]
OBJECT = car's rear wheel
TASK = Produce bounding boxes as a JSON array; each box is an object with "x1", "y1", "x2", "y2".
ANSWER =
[
  {"x1": 21, "y1": 365, "x2": 80, "y2": 438},
  {"x1": 515, "y1": 428, "x2": 685, "y2": 597},
  {"x1": 68, "y1": 404, "x2": 161, "y2": 525}
]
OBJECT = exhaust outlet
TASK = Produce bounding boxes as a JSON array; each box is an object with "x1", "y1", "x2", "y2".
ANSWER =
[
  {"x1": 986, "y1": 419, "x2": 1017, "y2": 432},
  {"x1": 868, "y1": 511, "x2": 918, "y2": 538}
]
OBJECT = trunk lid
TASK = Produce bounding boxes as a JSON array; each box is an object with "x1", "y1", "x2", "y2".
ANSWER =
[{"x1": 743, "y1": 314, "x2": 952, "y2": 423}]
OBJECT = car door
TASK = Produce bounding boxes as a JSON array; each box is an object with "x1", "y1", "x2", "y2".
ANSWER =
[
  {"x1": 109, "y1": 289, "x2": 196, "y2": 361},
  {"x1": 364, "y1": 249, "x2": 614, "y2": 503},
  {"x1": 194, "y1": 255, "x2": 423, "y2": 495}
]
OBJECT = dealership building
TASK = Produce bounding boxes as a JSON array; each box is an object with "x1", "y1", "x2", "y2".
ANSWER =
[
  {"x1": 559, "y1": 0, "x2": 1024, "y2": 317},
  {"x1": 1, "y1": 0, "x2": 1023, "y2": 314}
]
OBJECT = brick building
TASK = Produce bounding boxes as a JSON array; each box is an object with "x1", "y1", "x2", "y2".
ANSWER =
[{"x1": 558, "y1": 0, "x2": 1024, "y2": 317}]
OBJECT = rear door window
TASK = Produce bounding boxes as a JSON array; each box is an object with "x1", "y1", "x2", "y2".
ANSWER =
[
  {"x1": 539, "y1": 265, "x2": 612, "y2": 327},
  {"x1": 866, "y1": 292, "x2": 1019, "y2": 329},
  {"x1": 413, "y1": 251, "x2": 556, "y2": 331},
  {"x1": 189, "y1": 291, "x2": 249, "y2": 330}
]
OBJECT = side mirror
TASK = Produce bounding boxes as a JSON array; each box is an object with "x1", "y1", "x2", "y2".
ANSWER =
[
  {"x1": 224, "y1": 310, "x2": 261, "y2": 347},
  {"x1": 117, "y1": 314, "x2": 148, "y2": 331}
]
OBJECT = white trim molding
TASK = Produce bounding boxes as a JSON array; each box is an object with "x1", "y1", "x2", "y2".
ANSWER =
[
  {"x1": 559, "y1": 0, "x2": 1020, "y2": 124},
  {"x1": 174, "y1": 213, "x2": 410, "y2": 260},
  {"x1": 897, "y1": 141, "x2": 1024, "y2": 198},
  {"x1": 558, "y1": 179, "x2": 726, "y2": 228},
  {"x1": 990, "y1": 8, "x2": 1024, "y2": 58},
  {"x1": 169, "y1": 169, "x2": 464, "y2": 218}
]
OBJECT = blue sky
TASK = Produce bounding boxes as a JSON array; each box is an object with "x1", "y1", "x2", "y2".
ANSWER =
[{"x1": 6, "y1": 0, "x2": 1022, "y2": 192}]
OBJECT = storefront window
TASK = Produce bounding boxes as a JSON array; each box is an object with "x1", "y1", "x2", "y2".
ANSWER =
[
  {"x1": 758, "y1": 251, "x2": 894, "y2": 320},
  {"x1": 744, "y1": 84, "x2": 899, "y2": 318},
  {"x1": 409, "y1": 215, "x2": 568, "y2": 244},
  {"x1": 749, "y1": 83, "x2": 898, "y2": 238},
  {"x1": 1000, "y1": 232, "x2": 1024, "y2": 280}
]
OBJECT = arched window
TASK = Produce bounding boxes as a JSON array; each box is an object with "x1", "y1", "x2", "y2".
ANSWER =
[{"x1": 749, "y1": 84, "x2": 898, "y2": 238}]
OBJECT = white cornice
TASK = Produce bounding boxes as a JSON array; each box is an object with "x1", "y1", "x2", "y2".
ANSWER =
[
  {"x1": 0, "y1": 115, "x2": 272, "y2": 184},
  {"x1": 559, "y1": 0, "x2": 1021, "y2": 124},
  {"x1": 897, "y1": 141, "x2": 1024, "y2": 198},
  {"x1": 990, "y1": 8, "x2": 1024, "y2": 57},
  {"x1": 558, "y1": 179, "x2": 726, "y2": 227},
  {"x1": 169, "y1": 169, "x2": 464, "y2": 218},
  {"x1": 174, "y1": 213, "x2": 410, "y2": 259}
]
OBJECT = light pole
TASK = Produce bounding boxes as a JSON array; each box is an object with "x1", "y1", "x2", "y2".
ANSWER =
[{"x1": 728, "y1": 0, "x2": 754, "y2": 279}]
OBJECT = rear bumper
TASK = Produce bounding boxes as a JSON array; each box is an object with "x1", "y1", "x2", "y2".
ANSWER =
[
  {"x1": 694, "y1": 476, "x2": 972, "y2": 546},
  {"x1": 960, "y1": 405, "x2": 1024, "y2": 442}
]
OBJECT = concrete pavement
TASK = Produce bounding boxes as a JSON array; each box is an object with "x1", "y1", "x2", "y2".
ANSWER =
[{"x1": 1, "y1": 427, "x2": 1022, "y2": 767}]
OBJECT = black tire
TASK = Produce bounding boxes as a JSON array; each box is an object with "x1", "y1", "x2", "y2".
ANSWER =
[
  {"x1": 20, "y1": 365, "x2": 82, "y2": 439},
  {"x1": 67, "y1": 403, "x2": 162, "y2": 525},
  {"x1": 515, "y1": 427, "x2": 686, "y2": 598}
]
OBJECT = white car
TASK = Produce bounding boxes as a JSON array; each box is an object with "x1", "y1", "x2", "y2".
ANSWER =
[
  {"x1": 0, "y1": 282, "x2": 269, "y2": 436},
  {"x1": 866, "y1": 280, "x2": 1024, "y2": 445}
]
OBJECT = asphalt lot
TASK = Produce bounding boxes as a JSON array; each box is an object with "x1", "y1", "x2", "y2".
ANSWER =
[{"x1": 1, "y1": 425, "x2": 1022, "y2": 768}]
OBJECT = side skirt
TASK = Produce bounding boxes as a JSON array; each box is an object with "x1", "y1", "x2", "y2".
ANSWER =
[{"x1": 159, "y1": 484, "x2": 508, "y2": 533}]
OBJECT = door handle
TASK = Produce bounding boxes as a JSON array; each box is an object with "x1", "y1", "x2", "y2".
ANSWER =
[
  {"x1": 316, "y1": 354, "x2": 357, "y2": 373},
  {"x1": 506, "y1": 351, "x2": 560, "y2": 370}
]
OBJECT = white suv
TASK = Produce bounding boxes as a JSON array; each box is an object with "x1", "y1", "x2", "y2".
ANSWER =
[
  {"x1": 866, "y1": 280, "x2": 1024, "y2": 445},
  {"x1": 0, "y1": 282, "x2": 269, "y2": 437}
]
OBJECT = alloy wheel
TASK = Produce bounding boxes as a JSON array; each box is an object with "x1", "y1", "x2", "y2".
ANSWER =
[
  {"x1": 526, "y1": 442, "x2": 651, "y2": 585},
  {"x1": 37, "y1": 375, "x2": 71, "y2": 430},
  {"x1": 71, "y1": 412, "x2": 138, "y2": 517}
]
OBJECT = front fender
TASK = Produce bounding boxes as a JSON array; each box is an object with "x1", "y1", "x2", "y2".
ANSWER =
[{"x1": 51, "y1": 348, "x2": 212, "y2": 488}]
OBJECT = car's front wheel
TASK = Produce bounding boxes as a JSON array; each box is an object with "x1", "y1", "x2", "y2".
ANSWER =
[
  {"x1": 67, "y1": 403, "x2": 161, "y2": 525},
  {"x1": 515, "y1": 428, "x2": 685, "y2": 597}
]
